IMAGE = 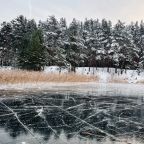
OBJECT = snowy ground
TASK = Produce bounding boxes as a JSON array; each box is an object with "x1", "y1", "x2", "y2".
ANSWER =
[{"x1": 75, "y1": 67, "x2": 144, "y2": 83}]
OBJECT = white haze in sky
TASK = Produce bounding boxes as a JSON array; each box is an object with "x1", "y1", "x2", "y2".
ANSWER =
[{"x1": 0, "y1": 0, "x2": 144, "y2": 24}]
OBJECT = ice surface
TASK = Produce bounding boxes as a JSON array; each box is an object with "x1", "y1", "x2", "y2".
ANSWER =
[
  {"x1": 0, "y1": 91, "x2": 144, "y2": 144},
  {"x1": 0, "y1": 82, "x2": 144, "y2": 97}
]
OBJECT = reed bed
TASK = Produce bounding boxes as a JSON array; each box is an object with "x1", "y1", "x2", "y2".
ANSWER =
[{"x1": 0, "y1": 70, "x2": 98, "y2": 84}]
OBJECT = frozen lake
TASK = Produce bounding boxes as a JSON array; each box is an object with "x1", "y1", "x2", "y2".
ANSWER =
[{"x1": 0, "y1": 84, "x2": 144, "y2": 144}]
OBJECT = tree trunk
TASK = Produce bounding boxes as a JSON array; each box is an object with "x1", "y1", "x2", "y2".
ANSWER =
[{"x1": 115, "y1": 68, "x2": 117, "y2": 73}]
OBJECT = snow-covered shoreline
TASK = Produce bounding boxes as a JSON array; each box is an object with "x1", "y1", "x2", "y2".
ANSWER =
[
  {"x1": 0, "y1": 66, "x2": 144, "y2": 97},
  {"x1": 1, "y1": 66, "x2": 144, "y2": 84}
]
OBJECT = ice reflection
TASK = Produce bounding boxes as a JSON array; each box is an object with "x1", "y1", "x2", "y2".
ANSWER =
[{"x1": 0, "y1": 92, "x2": 144, "y2": 144}]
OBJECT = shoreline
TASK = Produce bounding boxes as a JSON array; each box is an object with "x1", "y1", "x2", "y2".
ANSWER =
[{"x1": 0, "y1": 67, "x2": 144, "y2": 84}]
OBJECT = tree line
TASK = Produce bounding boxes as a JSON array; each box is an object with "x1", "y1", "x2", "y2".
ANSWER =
[{"x1": 0, "y1": 15, "x2": 144, "y2": 71}]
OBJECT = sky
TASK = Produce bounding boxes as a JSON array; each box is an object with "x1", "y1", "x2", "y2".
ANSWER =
[{"x1": 0, "y1": 0, "x2": 144, "y2": 24}]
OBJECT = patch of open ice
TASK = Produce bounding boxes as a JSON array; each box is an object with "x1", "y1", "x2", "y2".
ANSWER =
[{"x1": 0, "y1": 82, "x2": 144, "y2": 97}]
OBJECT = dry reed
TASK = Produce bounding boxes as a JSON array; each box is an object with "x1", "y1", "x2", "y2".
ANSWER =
[
  {"x1": 137, "y1": 80, "x2": 144, "y2": 84},
  {"x1": 0, "y1": 70, "x2": 98, "y2": 84}
]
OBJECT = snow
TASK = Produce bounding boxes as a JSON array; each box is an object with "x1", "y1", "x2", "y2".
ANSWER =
[
  {"x1": 36, "y1": 107, "x2": 45, "y2": 118},
  {"x1": 44, "y1": 66, "x2": 69, "y2": 74},
  {"x1": 75, "y1": 67, "x2": 144, "y2": 83},
  {"x1": 45, "y1": 31, "x2": 58, "y2": 36},
  {"x1": 0, "y1": 66, "x2": 12, "y2": 71}
]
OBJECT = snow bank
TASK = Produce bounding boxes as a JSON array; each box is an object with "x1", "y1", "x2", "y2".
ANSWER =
[{"x1": 76, "y1": 67, "x2": 144, "y2": 83}]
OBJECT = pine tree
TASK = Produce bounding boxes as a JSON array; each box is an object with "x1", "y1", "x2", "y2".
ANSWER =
[
  {"x1": 99, "y1": 19, "x2": 113, "y2": 70},
  {"x1": 39, "y1": 16, "x2": 61, "y2": 66},
  {"x1": 113, "y1": 20, "x2": 134, "y2": 71},
  {"x1": 58, "y1": 18, "x2": 69, "y2": 66},
  {"x1": 0, "y1": 22, "x2": 13, "y2": 66},
  {"x1": 129, "y1": 22, "x2": 142, "y2": 70},
  {"x1": 83, "y1": 19, "x2": 101, "y2": 67},
  {"x1": 138, "y1": 21, "x2": 144, "y2": 69},
  {"x1": 11, "y1": 15, "x2": 28, "y2": 67},
  {"x1": 18, "y1": 29, "x2": 46, "y2": 71},
  {"x1": 66, "y1": 19, "x2": 86, "y2": 71}
]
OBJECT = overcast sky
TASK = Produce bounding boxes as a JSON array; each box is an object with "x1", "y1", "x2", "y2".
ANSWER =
[{"x1": 0, "y1": 0, "x2": 144, "y2": 24}]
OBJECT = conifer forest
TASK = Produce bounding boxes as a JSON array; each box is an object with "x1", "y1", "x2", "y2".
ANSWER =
[{"x1": 1, "y1": 15, "x2": 144, "y2": 71}]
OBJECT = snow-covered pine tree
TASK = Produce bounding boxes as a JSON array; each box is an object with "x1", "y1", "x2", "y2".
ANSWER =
[
  {"x1": 138, "y1": 21, "x2": 144, "y2": 70},
  {"x1": 0, "y1": 22, "x2": 13, "y2": 66},
  {"x1": 99, "y1": 19, "x2": 113, "y2": 71},
  {"x1": 66, "y1": 19, "x2": 85, "y2": 71},
  {"x1": 39, "y1": 16, "x2": 64, "y2": 67},
  {"x1": 57, "y1": 18, "x2": 68, "y2": 67},
  {"x1": 11, "y1": 15, "x2": 28, "y2": 67},
  {"x1": 83, "y1": 19, "x2": 101, "y2": 71},
  {"x1": 78, "y1": 21, "x2": 87, "y2": 67},
  {"x1": 91, "y1": 19, "x2": 101, "y2": 68},
  {"x1": 83, "y1": 19, "x2": 91, "y2": 67},
  {"x1": 112, "y1": 20, "x2": 125, "y2": 71},
  {"x1": 16, "y1": 19, "x2": 38, "y2": 70},
  {"x1": 113, "y1": 20, "x2": 134, "y2": 72},
  {"x1": 129, "y1": 22, "x2": 142, "y2": 70},
  {"x1": 22, "y1": 29, "x2": 46, "y2": 71},
  {"x1": 11, "y1": 16, "x2": 46, "y2": 70}
]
